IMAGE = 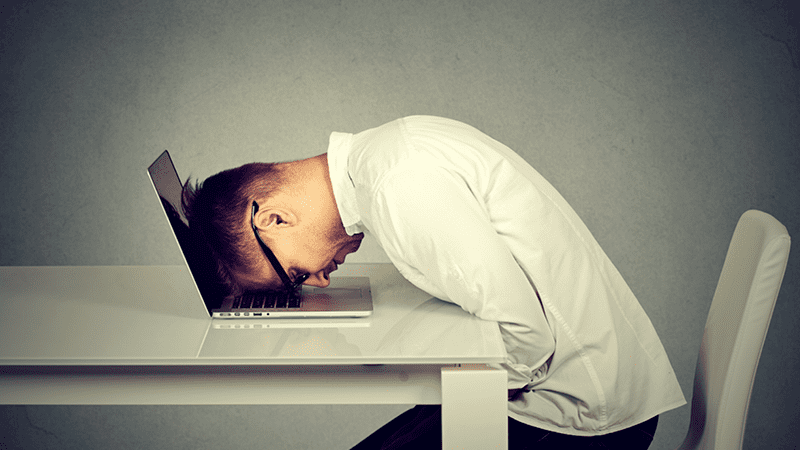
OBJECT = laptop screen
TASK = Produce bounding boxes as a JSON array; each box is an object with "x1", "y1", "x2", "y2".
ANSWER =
[{"x1": 148, "y1": 150, "x2": 228, "y2": 311}]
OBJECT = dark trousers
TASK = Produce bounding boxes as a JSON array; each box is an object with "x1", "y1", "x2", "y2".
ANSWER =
[{"x1": 352, "y1": 405, "x2": 658, "y2": 450}]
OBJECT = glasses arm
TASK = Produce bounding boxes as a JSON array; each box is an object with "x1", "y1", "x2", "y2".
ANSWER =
[{"x1": 251, "y1": 201, "x2": 308, "y2": 290}]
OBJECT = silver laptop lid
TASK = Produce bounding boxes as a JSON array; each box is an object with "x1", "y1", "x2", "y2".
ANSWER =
[{"x1": 147, "y1": 150, "x2": 229, "y2": 314}]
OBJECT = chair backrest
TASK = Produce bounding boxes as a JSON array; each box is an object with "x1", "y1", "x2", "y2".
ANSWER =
[{"x1": 678, "y1": 210, "x2": 790, "y2": 450}]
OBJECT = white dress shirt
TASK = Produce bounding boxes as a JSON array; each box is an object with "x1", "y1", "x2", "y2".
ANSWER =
[{"x1": 326, "y1": 115, "x2": 685, "y2": 435}]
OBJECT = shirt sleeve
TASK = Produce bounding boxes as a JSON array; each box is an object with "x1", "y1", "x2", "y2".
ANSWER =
[{"x1": 368, "y1": 164, "x2": 556, "y2": 389}]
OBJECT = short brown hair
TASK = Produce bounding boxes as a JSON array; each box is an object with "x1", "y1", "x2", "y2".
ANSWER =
[{"x1": 182, "y1": 162, "x2": 285, "y2": 295}]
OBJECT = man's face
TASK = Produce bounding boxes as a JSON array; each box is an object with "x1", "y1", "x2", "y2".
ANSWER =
[
  {"x1": 241, "y1": 223, "x2": 365, "y2": 290},
  {"x1": 241, "y1": 155, "x2": 363, "y2": 291}
]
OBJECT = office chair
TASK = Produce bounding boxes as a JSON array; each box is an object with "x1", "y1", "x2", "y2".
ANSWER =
[{"x1": 677, "y1": 210, "x2": 790, "y2": 450}]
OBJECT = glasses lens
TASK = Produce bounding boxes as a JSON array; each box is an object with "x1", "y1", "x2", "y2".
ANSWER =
[{"x1": 294, "y1": 273, "x2": 310, "y2": 286}]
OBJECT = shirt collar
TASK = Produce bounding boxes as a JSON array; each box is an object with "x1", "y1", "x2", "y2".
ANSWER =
[{"x1": 326, "y1": 131, "x2": 363, "y2": 236}]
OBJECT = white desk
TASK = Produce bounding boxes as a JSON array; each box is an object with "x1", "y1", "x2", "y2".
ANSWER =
[{"x1": 0, "y1": 264, "x2": 507, "y2": 449}]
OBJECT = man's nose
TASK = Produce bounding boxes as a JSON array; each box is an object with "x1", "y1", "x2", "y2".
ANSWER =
[{"x1": 302, "y1": 272, "x2": 331, "y2": 288}]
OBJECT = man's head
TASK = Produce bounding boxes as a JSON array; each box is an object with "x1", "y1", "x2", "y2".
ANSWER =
[{"x1": 182, "y1": 155, "x2": 364, "y2": 295}]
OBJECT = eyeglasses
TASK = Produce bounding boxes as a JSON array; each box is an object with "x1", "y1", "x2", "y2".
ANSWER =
[{"x1": 251, "y1": 201, "x2": 309, "y2": 292}]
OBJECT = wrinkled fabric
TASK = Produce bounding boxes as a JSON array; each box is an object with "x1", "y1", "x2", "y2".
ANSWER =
[{"x1": 327, "y1": 116, "x2": 685, "y2": 435}]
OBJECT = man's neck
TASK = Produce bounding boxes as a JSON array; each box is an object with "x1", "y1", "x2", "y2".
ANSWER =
[{"x1": 280, "y1": 154, "x2": 338, "y2": 219}]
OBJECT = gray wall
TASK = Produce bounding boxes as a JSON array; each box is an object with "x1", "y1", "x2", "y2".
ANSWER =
[{"x1": 1, "y1": 1, "x2": 797, "y2": 449}]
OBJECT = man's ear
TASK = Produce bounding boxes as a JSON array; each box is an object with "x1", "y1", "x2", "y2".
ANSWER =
[{"x1": 253, "y1": 206, "x2": 297, "y2": 235}]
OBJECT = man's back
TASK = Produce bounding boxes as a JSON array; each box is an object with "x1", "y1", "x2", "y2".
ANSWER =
[{"x1": 327, "y1": 115, "x2": 685, "y2": 434}]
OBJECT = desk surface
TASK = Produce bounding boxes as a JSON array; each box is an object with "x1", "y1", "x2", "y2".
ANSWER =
[{"x1": 0, "y1": 264, "x2": 505, "y2": 366}]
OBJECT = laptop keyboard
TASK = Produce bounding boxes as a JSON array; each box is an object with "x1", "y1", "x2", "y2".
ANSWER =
[{"x1": 232, "y1": 291, "x2": 302, "y2": 309}]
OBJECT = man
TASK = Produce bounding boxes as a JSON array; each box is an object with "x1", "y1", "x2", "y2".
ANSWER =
[{"x1": 183, "y1": 116, "x2": 685, "y2": 448}]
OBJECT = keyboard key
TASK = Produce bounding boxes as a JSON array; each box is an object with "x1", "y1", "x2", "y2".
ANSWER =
[{"x1": 238, "y1": 296, "x2": 252, "y2": 309}]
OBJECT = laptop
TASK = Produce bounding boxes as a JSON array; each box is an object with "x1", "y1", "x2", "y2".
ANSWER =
[{"x1": 147, "y1": 150, "x2": 373, "y2": 319}]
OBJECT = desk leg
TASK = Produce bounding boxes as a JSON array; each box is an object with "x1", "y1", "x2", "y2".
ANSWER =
[{"x1": 441, "y1": 365, "x2": 507, "y2": 450}]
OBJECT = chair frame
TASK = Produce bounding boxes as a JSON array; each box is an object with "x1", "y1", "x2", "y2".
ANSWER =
[{"x1": 677, "y1": 210, "x2": 790, "y2": 450}]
